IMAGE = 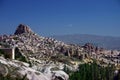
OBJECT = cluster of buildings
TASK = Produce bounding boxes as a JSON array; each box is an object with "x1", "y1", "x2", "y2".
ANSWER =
[{"x1": 0, "y1": 26, "x2": 120, "y2": 68}]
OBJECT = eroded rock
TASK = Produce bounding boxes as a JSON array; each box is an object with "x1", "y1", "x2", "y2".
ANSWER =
[{"x1": 14, "y1": 24, "x2": 33, "y2": 35}]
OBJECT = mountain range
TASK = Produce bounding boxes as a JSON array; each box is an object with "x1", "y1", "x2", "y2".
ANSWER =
[{"x1": 51, "y1": 34, "x2": 120, "y2": 50}]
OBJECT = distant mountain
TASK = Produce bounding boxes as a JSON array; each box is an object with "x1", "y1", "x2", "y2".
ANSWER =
[{"x1": 51, "y1": 34, "x2": 120, "y2": 50}]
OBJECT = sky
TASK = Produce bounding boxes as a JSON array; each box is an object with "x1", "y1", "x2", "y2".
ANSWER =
[{"x1": 0, "y1": 0, "x2": 120, "y2": 37}]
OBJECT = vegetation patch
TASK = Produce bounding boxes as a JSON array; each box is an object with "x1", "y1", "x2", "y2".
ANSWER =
[{"x1": 64, "y1": 61, "x2": 120, "y2": 80}]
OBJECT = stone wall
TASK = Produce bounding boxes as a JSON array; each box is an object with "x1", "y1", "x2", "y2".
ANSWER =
[{"x1": 0, "y1": 48, "x2": 15, "y2": 59}]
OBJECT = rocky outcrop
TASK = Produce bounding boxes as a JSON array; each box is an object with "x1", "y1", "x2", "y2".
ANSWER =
[
  {"x1": 0, "y1": 24, "x2": 120, "y2": 80},
  {"x1": 14, "y1": 24, "x2": 33, "y2": 35},
  {"x1": 83, "y1": 43, "x2": 103, "y2": 54},
  {"x1": 83, "y1": 43, "x2": 95, "y2": 53},
  {"x1": 0, "y1": 63, "x2": 8, "y2": 77},
  {"x1": 52, "y1": 71, "x2": 69, "y2": 80},
  {"x1": 0, "y1": 56, "x2": 69, "y2": 80}
]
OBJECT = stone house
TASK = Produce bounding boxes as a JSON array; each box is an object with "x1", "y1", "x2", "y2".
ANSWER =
[{"x1": 0, "y1": 47, "x2": 15, "y2": 59}]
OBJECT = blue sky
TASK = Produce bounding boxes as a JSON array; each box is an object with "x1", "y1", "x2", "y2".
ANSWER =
[{"x1": 0, "y1": 0, "x2": 120, "y2": 37}]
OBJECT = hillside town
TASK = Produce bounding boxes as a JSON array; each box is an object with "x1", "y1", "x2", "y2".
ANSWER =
[{"x1": 0, "y1": 24, "x2": 120, "y2": 80}]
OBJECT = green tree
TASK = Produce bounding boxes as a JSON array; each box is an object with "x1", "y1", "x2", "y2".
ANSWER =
[{"x1": 69, "y1": 62, "x2": 115, "y2": 80}]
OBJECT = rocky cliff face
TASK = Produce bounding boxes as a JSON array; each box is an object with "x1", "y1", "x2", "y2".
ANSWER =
[{"x1": 14, "y1": 24, "x2": 33, "y2": 35}]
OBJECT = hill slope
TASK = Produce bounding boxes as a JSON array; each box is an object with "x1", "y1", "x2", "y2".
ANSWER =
[{"x1": 0, "y1": 24, "x2": 120, "y2": 80}]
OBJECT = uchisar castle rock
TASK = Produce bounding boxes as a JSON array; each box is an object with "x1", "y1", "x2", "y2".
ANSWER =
[{"x1": 0, "y1": 24, "x2": 120, "y2": 80}]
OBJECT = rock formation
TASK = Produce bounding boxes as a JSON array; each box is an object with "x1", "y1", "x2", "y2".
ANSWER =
[
  {"x1": 14, "y1": 24, "x2": 33, "y2": 35},
  {"x1": 0, "y1": 24, "x2": 120, "y2": 80},
  {"x1": 0, "y1": 56, "x2": 69, "y2": 80}
]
